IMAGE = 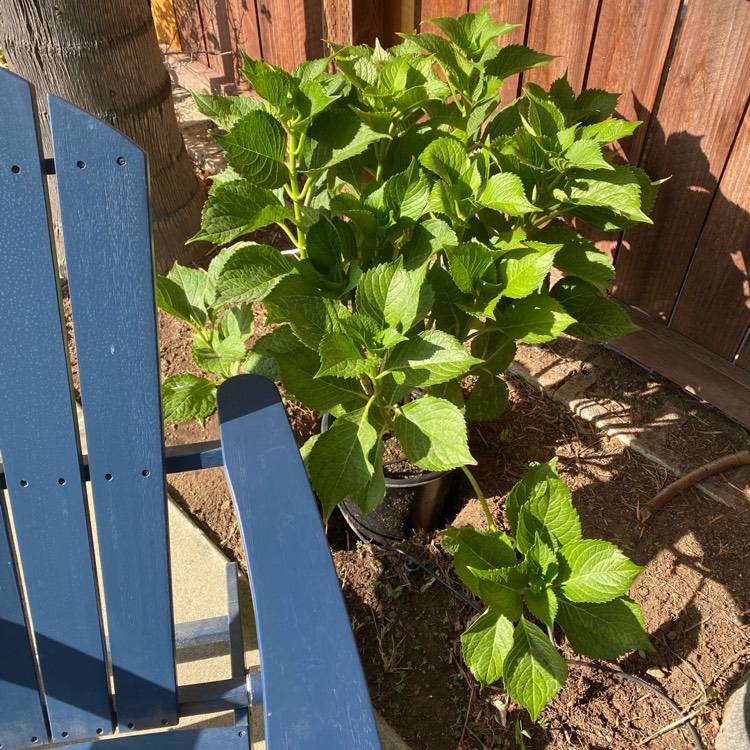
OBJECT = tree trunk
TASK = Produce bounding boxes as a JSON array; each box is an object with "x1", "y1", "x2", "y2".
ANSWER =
[{"x1": 0, "y1": 0, "x2": 207, "y2": 273}]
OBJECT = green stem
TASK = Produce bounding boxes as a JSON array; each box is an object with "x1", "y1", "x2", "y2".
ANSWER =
[
  {"x1": 461, "y1": 465, "x2": 497, "y2": 531},
  {"x1": 287, "y1": 130, "x2": 307, "y2": 258}
]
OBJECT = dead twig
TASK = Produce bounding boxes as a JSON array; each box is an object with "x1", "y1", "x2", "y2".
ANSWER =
[
  {"x1": 636, "y1": 705, "x2": 706, "y2": 745},
  {"x1": 642, "y1": 451, "x2": 750, "y2": 522}
]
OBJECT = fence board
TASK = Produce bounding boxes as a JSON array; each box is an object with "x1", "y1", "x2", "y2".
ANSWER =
[
  {"x1": 669, "y1": 108, "x2": 750, "y2": 360},
  {"x1": 173, "y1": 0, "x2": 209, "y2": 64},
  {"x1": 523, "y1": 0, "x2": 599, "y2": 91},
  {"x1": 584, "y1": 0, "x2": 681, "y2": 164},
  {"x1": 152, "y1": 0, "x2": 183, "y2": 50},
  {"x1": 419, "y1": 1, "x2": 469, "y2": 21},
  {"x1": 226, "y1": 0, "x2": 262, "y2": 75},
  {"x1": 613, "y1": 0, "x2": 750, "y2": 321},
  {"x1": 258, "y1": 0, "x2": 325, "y2": 70}
]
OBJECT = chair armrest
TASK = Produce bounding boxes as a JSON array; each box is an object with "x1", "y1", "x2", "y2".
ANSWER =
[{"x1": 217, "y1": 375, "x2": 381, "y2": 750}]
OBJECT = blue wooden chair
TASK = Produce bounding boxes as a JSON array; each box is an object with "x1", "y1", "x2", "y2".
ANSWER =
[{"x1": 0, "y1": 68, "x2": 380, "y2": 750}]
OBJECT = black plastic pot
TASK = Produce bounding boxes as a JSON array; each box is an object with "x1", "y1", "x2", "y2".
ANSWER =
[{"x1": 321, "y1": 414, "x2": 458, "y2": 544}]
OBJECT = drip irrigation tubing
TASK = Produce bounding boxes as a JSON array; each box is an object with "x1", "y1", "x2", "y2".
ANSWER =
[{"x1": 345, "y1": 521, "x2": 704, "y2": 750}]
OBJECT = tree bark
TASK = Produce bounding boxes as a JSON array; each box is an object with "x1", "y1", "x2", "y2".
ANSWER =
[{"x1": 0, "y1": 0, "x2": 207, "y2": 273}]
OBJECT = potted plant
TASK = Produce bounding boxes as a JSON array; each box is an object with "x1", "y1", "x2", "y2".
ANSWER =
[{"x1": 158, "y1": 6, "x2": 659, "y2": 531}]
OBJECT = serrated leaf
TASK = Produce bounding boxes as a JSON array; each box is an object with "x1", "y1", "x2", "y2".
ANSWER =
[
  {"x1": 575, "y1": 88, "x2": 620, "y2": 122},
  {"x1": 427, "y1": 379, "x2": 465, "y2": 411},
  {"x1": 441, "y1": 526, "x2": 517, "y2": 595},
  {"x1": 471, "y1": 566, "x2": 525, "y2": 621},
  {"x1": 582, "y1": 118, "x2": 641, "y2": 144},
  {"x1": 167, "y1": 264, "x2": 214, "y2": 314},
  {"x1": 461, "y1": 609, "x2": 515, "y2": 689},
  {"x1": 516, "y1": 477, "x2": 582, "y2": 552},
  {"x1": 383, "y1": 160, "x2": 432, "y2": 221},
  {"x1": 503, "y1": 618, "x2": 567, "y2": 721},
  {"x1": 274, "y1": 345, "x2": 365, "y2": 412},
  {"x1": 215, "y1": 243, "x2": 293, "y2": 303},
  {"x1": 465, "y1": 372, "x2": 509, "y2": 421},
  {"x1": 470, "y1": 330, "x2": 516, "y2": 376},
  {"x1": 162, "y1": 374, "x2": 217, "y2": 422},
  {"x1": 557, "y1": 597, "x2": 653, "y2": 660},
  {"x1": 307, "y1": 409, "x2": 379, "y2": 517},
  {"x1": 524, "y1": 587, "x2": 558, "y2": 629},
  {"x1": 505, "y1": 460, "x2": 559, "y2": 535},
  {"x1": 191, "y1": 92, "x2": 263, "y2": 130},
  {"x1": 446, "y1": 241, "x2": 494, "y2": 294},
  {"x1": 241, "y1": 57, "x2": 296, "y2": 109},
  {"x1": 567, "y1": 295, "x2": 638, "y2": 342},
  {"x1": 192, "y1": 335, "x2": 247, "y2": 376},
  {"x1": 192, "y1": 179, "x2": 293, "y2": 245},
  {"x1": 565, "y1": 139, "x2": 614, "y2": 171},
  {"x1": 550, "y1": 276, "x2": 599, "y2": 318},
  {"x1": 156, "y1": 275, "x2": 200, "y2": 325},
  {"x1": 558, "y1": 539, "x2": 643, "y2": 603},
  {"x1": 419, "y1": 136, "x2": 470, "y2": 185},
  {"x1": 218, "y1": 303, "x2": 255, "y2": 339},
  {"x1": 214, "y1": 110, "x2": 288, "y2": 189},
  {"x1": 428, "y1": 265, "x2": 472, "y2": 333},
  {"x1": 317, "y1": 332, "x2": 370, "y2": 378},
  {"x1": 541, "y1": 223, "x2": 614, "y2": 292},
  {"x1": 350, "y1": 440, "x2": 386, "y2": 514},
  {"x1": 387, "y1": 330, "x2": 481, "y2": 387},
  {"x1": 485, "y1": 45, "x2": 555, "y2": 80},
  {"x1": 496, "y1": 292, "x2": 575, "y2": 343},
  {"x1": 479, "y1": 173, "x2": 537, "y2": 216},
  {"x1": 498, "y1": 241, "x2": 560, "y2": 299},
  {"x1": 394, "y1": 397, "x2": 474, "y2": 471}
]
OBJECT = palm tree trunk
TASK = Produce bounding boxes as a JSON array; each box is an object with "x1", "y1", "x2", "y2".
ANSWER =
[{"x1": 0, "y1": 0, "x2": 206, "y2": 273}]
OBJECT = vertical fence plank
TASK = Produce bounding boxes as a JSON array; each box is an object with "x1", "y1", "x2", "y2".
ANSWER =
[
  {"x1": 419, "y1": 1, "x2": 469, "y2": 22},
  {"x1": 584, "y1": 0, "x2": 681, "y2": 163},
  {"x1": 258, "y1": 0, "x2": 325, "y2": 70},
  {"x1": 523, "y1": 0, "x2": 599, "y2": 91},
  {"x1": 668, "y1": 108, "x2": 750, "y2": 360},
  {"x1": 173, "y1": 0, "x2": 209, "y2": 64},
  {"x1": 197, "y1": 0, "x2": 235, "y2": 81},
  {"x1": 226, "y1": 0, "x2": 262, "y2": 85},
  {"x1": 152, "y1": 0, "x2": 183, "y2": 50},
  {"x1": 613, "y1": 0, "x2": 750, "y2": 321},
  {"x1": 382, "y1": 0, "x2": 416, "y2": 44}
]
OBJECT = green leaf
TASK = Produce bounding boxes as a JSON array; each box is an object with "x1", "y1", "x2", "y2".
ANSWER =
[
  {"x1": 167, "y1": 264, "x2": 214, "y2": 315},
  {"x1": 307, "y1": 408, "x2": 380, "y2": 517},
  {"x1": 215, "y1": 243, "x2": 293, "y2": 303},
  {"x1": 419, "y1": 136, "x2": 470, "y2": 185},
  {"x1": 350, "y1": 440, "x2": 386, "y2": 514},
  {"x1": 446, "y1": 241, "x2": 494, "y2": 294},
  {"x1": 461, "y1": 609, "x2": 515, "y2": 689},
  {"x1": 156, "y1": 275, "x2": 199, "y2": 325},
  {"x1": 471, "y1": 566, "x2": 525, "y2": 621},
  {"x1": 479, "y1": 173, "x2": 537, "y2": 216},
  {"x1": 317, "y1": 332, "x2": 370, "y2": 378},
  {"x1": 465, "y1": 372, "x2": 509, "y2": 421},
  {"x1": 485, "y1": 45, "x2": 555, "y2": 80},
  {"x1": 401, "y1": 218, "x2": 457, "y2": 269},
  {"x1": 550, "y1": 276, "x2": 599, "y2": 318},
  {"x1": 427, "y1": 379, "x2": 465, "y2": 411},
  {"x1": 428, "y1": 265, "x2": 472, "y2": 333},
  {"x1": 274, "y1": 345, "x2": 365, "y2": 412},
  {"x1": 516, "y1": 477, "x2": 582, "y2": 552},
  {"x1": 566, "y1": 293, "x2": 638, "y2": 342},
  {"x1": 558, "y1": 539, "x2": 643, "y2": 603},
  {"x1": 541, "y1": 223, "x2": 615, "y2": 292},
  {"x1": 192, "y1": 179, "x2": 293, "y2": 245},
  {"x1": 387, "y1": 330, "x2": 481, "y2": 388},
  {"x1": 498, "y1": 241, "x2": 560, "y2": 299},
  {"x1": 582, "y1": 118, "x2": 641, "y2": 144},
  {"x1": 162, "y1": 374, "x2": 217, "y2": 422},
  {"x1": 241, "y1": 57, "x2": 296, "y2": 110},
  {"x1": 557, "y1": 597, "x2": 653, "y2": 660},
  {"x1": 565, "y1": 140, "x2": 614, "y2": 171},
  {"x1": 495, "y1": 292, "x2": 575, "y2": 343},
  {"x1": 575, "y1": 88, "x2": 620, "y2": 122},
  {"x1": 218, "y1": 303, "x2": 255, "y2": 339},
  {"x1": 383, "y1": 160, "x2": 432, "y2": 221},
  {"x1": 192, "y1": 336, "x2": 246, "y2": 375},
  {"x1": 394, "y1": 396, "x2": 474, "y2": 472},
  {"x1": 214, "y1": 110, "x2": 288, "y2": 189},
  {"x1": 503, "y1": 618, "x2": 567, "y2": 721},
  {"x1": 356, "y1": 259, "x2": 433, "y2": 333},
  {"x1": 505, "y1": 460, "x2": 559, "y2": 535},
  {"x1": 191, "y1": 92, "x2": 263, "y2": 130},
  {"x1": 524, "y1": 587, "x2": 558, "y2": 629},
  {"x1": 441, "y1": 525, "x2": 517, "y2": 595},
  {"x1": 470, "y1": 330, "x2": 516, "y2": 376}
]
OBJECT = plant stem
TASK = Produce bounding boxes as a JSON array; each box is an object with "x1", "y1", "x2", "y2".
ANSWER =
[
  {"x1": 287, "y1": 130, "x2": 307, "y2": 258},
  {"x1": 461, "y1": 465, "x2": 497, "y2": 531}
]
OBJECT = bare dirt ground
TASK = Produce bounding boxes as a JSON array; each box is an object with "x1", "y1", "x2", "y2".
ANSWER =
[{"x1": 160, "y1": 301, "x2": 750, "y2": 750}]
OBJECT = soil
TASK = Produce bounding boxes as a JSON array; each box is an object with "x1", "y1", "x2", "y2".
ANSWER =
[{"x1": 157, "y1": 282, "x2": 750, "y2": 750}]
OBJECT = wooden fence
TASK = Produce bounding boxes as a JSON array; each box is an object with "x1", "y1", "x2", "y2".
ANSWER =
[{"x1": 155, "y1": 0, "x2": 750, "y2": 428}]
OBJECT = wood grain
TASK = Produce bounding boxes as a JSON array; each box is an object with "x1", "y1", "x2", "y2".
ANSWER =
[
  {"x1": 152, "y1": 0, "x2": 183, "y2": 50},
  {"x1": 226, "y1": 0, "x2": 262, "y2": 78},
  {"x1": 259, "y1": 0, "x2": 325, "y2": 70},
  {"x1": 174, "y1": 0, "x2": 209, "y2": 63},
  {"x1": 523, "y1": 0, "x2": 599, "y2": 91},
  {"x1": 669, "y1": 108, "x2": 750, "y2": 360},
  {"x1": 585, "y1": 0, "x2": 682, "y2": 163},
  {"x1": 382, "y1": 0, "x2": 417, "y2": 45},
  {"x1": 613, "y1": 303, "x2": 750, "y2": 430},
  {"x1": 419, "y1": 0, "x2": 470, "y2": 24},
  {"x1": 737, "y1": 333, "x2": 750, "y2": 372},
  {"x1": 613, "y1": 0, "x2": 750, "y2": 320}
]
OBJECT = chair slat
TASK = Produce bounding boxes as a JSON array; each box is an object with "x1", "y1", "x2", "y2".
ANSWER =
[
  {"x1": 217, "y1": 375, "x2": 381, "y2": 749},
  {"x1": 56, "y1": 726, "x2": 249, "y2": 750},
  {"x1": 0, "y1": 516, "x2": 48, "y2": 750},
  {"x1": 0, "y1": 69, "x2": 113, "y2": 743},
  {"x1": 49, "y1": 96, "x2": 178, "y2": 732}
]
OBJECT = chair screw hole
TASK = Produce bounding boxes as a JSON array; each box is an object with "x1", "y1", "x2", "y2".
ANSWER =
[
  {"x1": 61, "y1": 732, "x2": 68, "y2": 738},
  {"x1": 20, "y1": 480, "x2": 28, "y2": 488},
  {"x1": 96, "y1": 728, "x2": 103, "y2": 735},
  {"x1": 30, "y1": 738, "x2": 38, "y2": 744},
  {"x1": 105, "y1": 473, "x2": 113, "y2": 481},
  {"x1": 238, "y1": 730, "x2": 246, "y2": 737},
  {"x1": 127, "y1": 723, "x2": 134, "y2": 730},
  {"x1": 58, "y1": 478, "x2": 66, "y2": 485},
  {"x1": 161, "y1": 719, "x2": 169, "y2": 726},
  {"x1": 142, "y1": 469, "x2": 150, "y2": 477},
  {"x1": 10, "y1": 165, "x2": 20, "y2": 174},
  {"x1": 76, "y1": 160, "x2": 86, "y2": 169},
  {"x1": 117, "y1": 156, "x2": 126, "y2": 166}
]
